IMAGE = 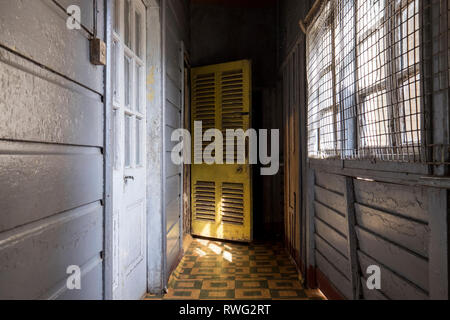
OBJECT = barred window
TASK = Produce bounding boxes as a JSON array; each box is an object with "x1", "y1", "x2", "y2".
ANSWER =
[{"x1": 307, "y1": 0, "x2": 423, "y2": 162}]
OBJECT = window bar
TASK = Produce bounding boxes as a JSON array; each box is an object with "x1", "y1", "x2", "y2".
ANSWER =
[
  {"x1": 307, "y1": 0, "x2": 424, "y2": 162},
  {"x1": 330, "y1": 6, "x2": 339, "y2": 157},
  {"x1": 420, "y1": 0, "x2": 432, "y2": 165}
]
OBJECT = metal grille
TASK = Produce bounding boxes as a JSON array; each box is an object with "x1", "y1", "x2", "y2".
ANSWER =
[{"x1": 307, "y1": 0, "x2": 425, "y2": 162}]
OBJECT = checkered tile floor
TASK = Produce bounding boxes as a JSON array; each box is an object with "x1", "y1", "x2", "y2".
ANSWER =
[{"x1": 145, "y1": 238, "x2": 325, "y2": 300}]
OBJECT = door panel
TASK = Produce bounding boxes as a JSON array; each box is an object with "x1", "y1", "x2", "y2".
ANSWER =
[
  {"x1": 111, "y1": 0, "x2": 147, "y2": 300},
  {"x1": 123, "y1": 200, "x2": 145, "y2": 272},
  {"x1": 191, "y1": 60, "x2": 253, "y2": 242},
  {"x1": 282, "y1": 49, "x2": 303, "y2": 269}
]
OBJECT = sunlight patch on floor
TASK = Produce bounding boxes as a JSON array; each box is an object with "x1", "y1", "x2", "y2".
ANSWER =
[{"x1": 145, "y1": 238, "x2": 326, "y2": 300}]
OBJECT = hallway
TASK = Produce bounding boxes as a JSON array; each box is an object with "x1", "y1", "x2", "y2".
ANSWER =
[
  {"x1": 146, "y1": 238, "x2": 325, "y2": 300},
  {"x1": 0, "y1": 0, "x2": 449, "y2": 301}
]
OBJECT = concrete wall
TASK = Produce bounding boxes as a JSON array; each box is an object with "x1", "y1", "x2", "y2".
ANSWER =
[{"x1": 0, "y1": 0, "x2": 105, "y2": 299}]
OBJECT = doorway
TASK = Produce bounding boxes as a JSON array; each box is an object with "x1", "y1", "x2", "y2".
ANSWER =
[{"x1": 190, "y1": 60, "x2": 253, "y2": 242}]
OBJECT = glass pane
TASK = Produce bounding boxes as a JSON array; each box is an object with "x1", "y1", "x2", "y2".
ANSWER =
[
  {"x1": 112, "y1": 41, "x2": 118, "y2": 102},
  {"x1": 113, "y1": 109, "x2": 120, "y2": 169},
  {"x1": 124, "y1": 0, "x2": 131, "y2": 48},
  {"x1": 357, "y1": 29, "x2": 386, "y2": 90},
  {"x1": 135, "y1": 64, "x2": 141, "y2": 112},
  {"x1": 125, "y1": 114, "x2": 131, "y2": 167},
  {"x1": 356, "y1": 0, "x2": 386, "y2": 34},
  {"x1": 114, "y1": 0, "x2": 120, "y2": 33},
  {"x1": 399, "y1": 74, "x2": 421, "y2": 145},
  {"x1": 135, "y1": 11, "x2": 141, "y2": 57},
  {"x1": 395, "y1": 0, "x2": 420, "y2": 71},
  {"x1": 359, "y1": 90, "x2": 389, "y2": 149},
  {"x1": 124, "y1": 55, "x2": 131, "y2": 107},
  {"x1": 136, "y1": 118, "x2": 141, "y2": 166}
]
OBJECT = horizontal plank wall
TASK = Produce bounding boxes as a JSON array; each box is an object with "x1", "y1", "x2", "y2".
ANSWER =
[
  {"x1": 354, "y1": 179, "x2": 431, "y2": 299},
  {"x1": 312, "y1": 171, "x2": 352, "y2": 299},
  {"x1": 0, "y1": 0, "x2": 105, "y2": 299},
  {"x1": 308, "y1": 167, "x2": 448, "y2": 300}
]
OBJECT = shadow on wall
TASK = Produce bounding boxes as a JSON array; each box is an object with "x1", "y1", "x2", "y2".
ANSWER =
[{"x1": 190, "y1": 0, "x2": 277, "y2": 88}]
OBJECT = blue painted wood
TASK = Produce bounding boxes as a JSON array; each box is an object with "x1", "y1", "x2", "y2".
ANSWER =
[
  {"x1": 0, "y1": 0, "x2": 105, "y2": 300},
  {"x1": 0, "y1": 203, "x2": 103, "y2": 299}
]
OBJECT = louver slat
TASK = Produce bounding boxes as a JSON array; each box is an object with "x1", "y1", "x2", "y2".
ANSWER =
[
  {"x1": 193, "y1": 73, "x2": 216, "y2": 154},
  {"x1": 221, "y1": 70, "x2": 245, "y2": 162},
  {"x1": 221, "y1": 183, "x2": 244, "y2": 225},
  {"x1": 194, "y1": 181, "x2": 216, "y2": 222}
]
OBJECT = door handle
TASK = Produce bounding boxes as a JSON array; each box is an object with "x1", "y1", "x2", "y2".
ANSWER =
[{"x1": 124, "y1": 176, "x2": 135, "y2": 182}]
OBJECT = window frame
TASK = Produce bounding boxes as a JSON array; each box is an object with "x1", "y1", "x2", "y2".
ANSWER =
[{"x1": 306, "y1": 0, "x2": 427, "y2": 172}]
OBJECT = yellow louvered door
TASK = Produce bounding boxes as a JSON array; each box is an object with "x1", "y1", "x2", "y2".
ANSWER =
[{"x1": 191, "y1": 60, "x2": 252, "y2": 242}]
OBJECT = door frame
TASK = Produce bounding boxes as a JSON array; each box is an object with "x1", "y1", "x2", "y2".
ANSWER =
[
  {"x1": 104, "y1": 0, "x2": 114, "y2": 300},
  {"x1": 161, "y1": 0, "x2": 186, "y2": 287},
  {"x1": 105, "y1": 0, "x2": 187, "y2": 298}
]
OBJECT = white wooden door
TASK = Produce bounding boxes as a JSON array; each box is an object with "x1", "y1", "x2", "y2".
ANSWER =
[{"x1": 112, "y1": 0, "x2": 147, "y2": 300}]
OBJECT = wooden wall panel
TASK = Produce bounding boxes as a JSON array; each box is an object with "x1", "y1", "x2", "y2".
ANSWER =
[
  {"x1": 0, "y1": 144, "x2": 103, "y2": 233},
  {"x1": 0, "y1": 0, "x2": 105, "y2": 299},
  {"x1": 314, "y1": 218, "x2": 348, "y2": 257},
  {"x1": 0, "y1": 202, "x2": 103, "y2": 299},
  {"x1": 315, "y1": 234, "x2": 350, "y2": 276},
  {"x1": 360, "y1": 278, "x2": 388, "y2": 300},
  {"x1": 57, "y1": 261, "x2": 103, "y2": 300},
  {"x1": 316, "y1": 250, "x2": 352, "y2": 299},
  {"x1": 0, "y1": 49, "x2": 103, "y2": 147},
  {"x1": 358, "y1": 251, "x2": 427, "y2": 300},
  {"x1": 356, "y1": 226, "x2": 428, "y2": 292},
  {"x1": 354, "y1": 180, "x2": 429, "y2": 223},
  {"x1": 353, "y1": 180, "x2": 438, "y2": 299},
  {"x1": 314, "y1": 186, "x2": 346, "y2": 215},
  {"x1": 308, "y1": 169, "x2": 446, "y2": 300},
  {"x1": 314, "y1": 201, "x2": 347, "y2": 236},
  {"x1": 315, "y1": 171, "x2": 345, "y2": 194},
  {"x1": 0, "y1": 0, "x2": 104, "y2": 93},
  {"x1": 355, "y1": 203, "x2": 429, "y2": 258}
]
